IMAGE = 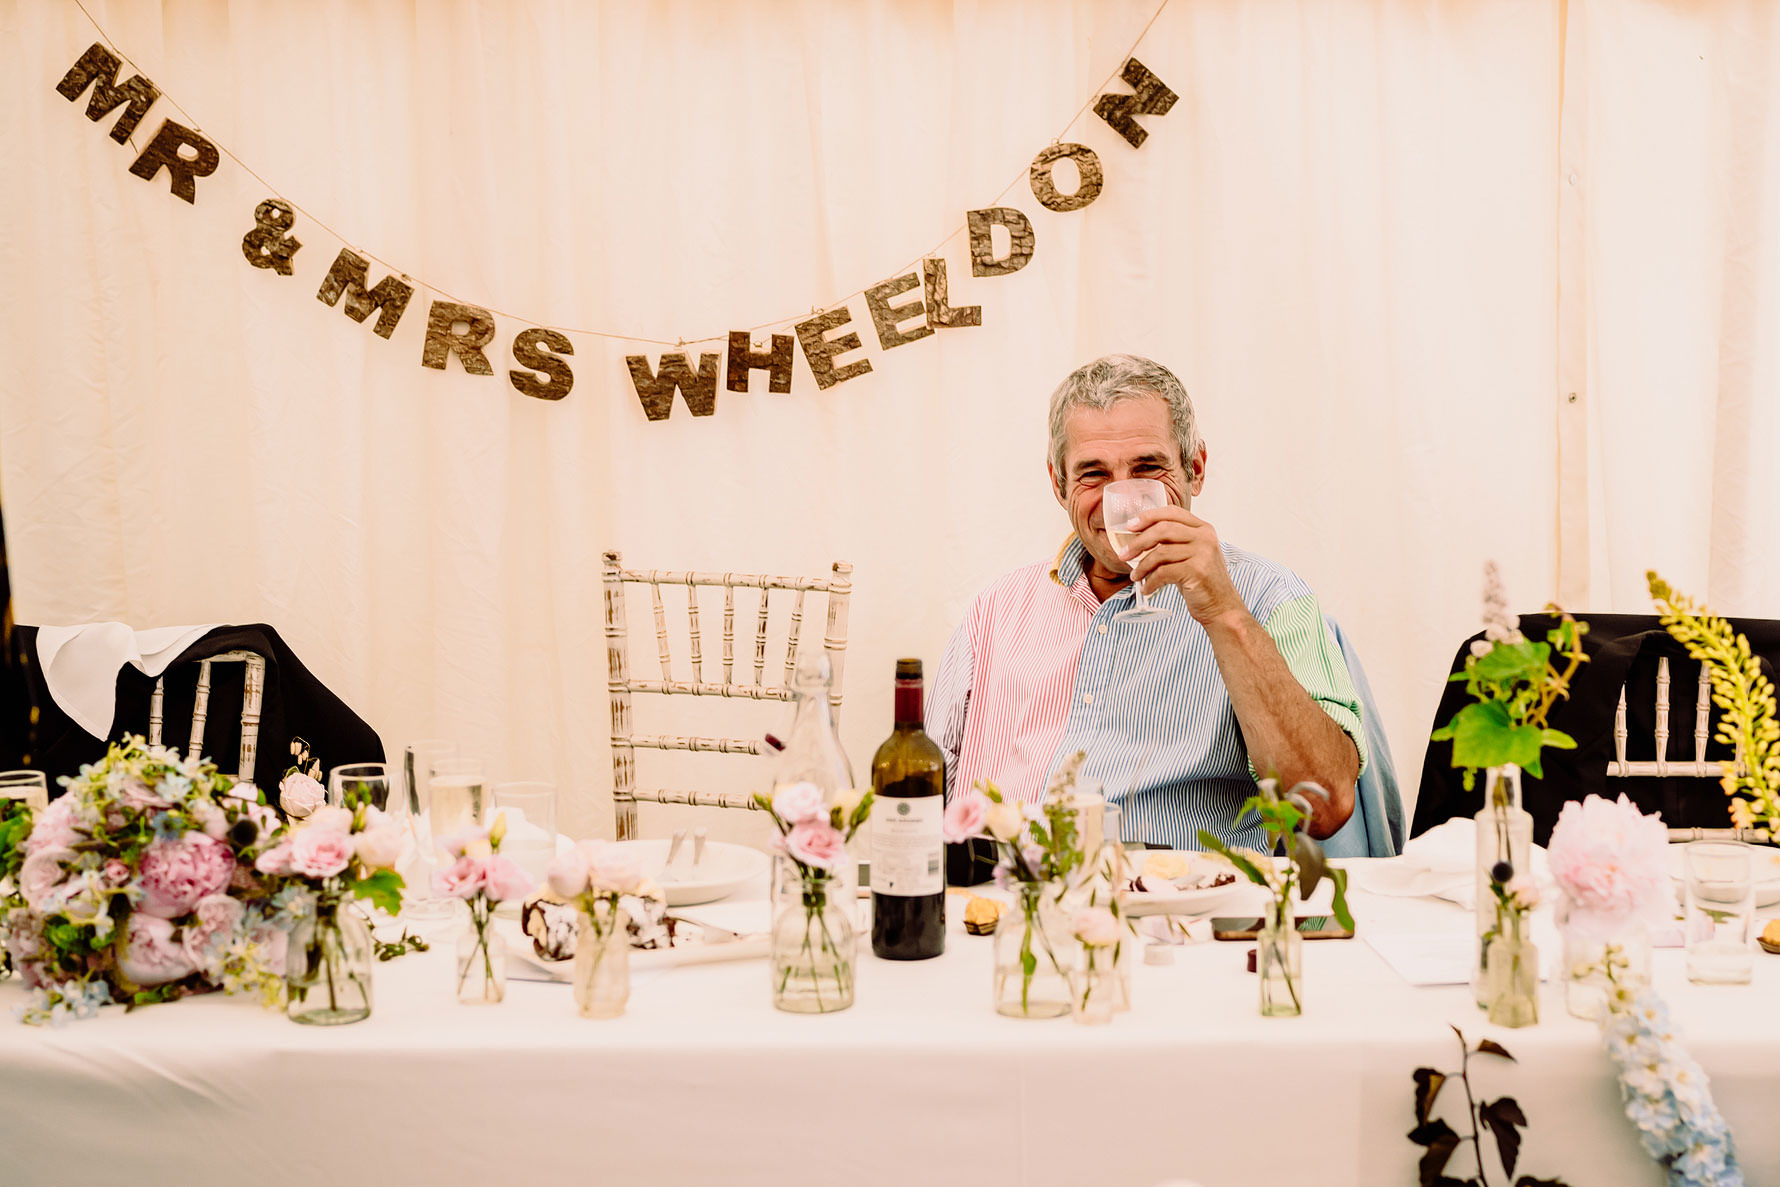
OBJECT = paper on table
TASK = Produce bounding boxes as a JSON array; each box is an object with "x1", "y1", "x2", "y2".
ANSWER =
[
  {"x1": 1354, "y1": 818, "x2": 1550, "y2": 909},
  {"x1": 1365, "y1": 930, "x2": 1557, "y2": 986}
]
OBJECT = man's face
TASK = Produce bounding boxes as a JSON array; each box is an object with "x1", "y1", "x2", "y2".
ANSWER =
[{"x1": 1049, "y1": 395, "x2": 1205, "y2": 582}]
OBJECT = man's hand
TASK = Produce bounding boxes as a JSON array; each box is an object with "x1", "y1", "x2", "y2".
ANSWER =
[{"x1": 1118, "y1": 505, "x2": 1243, "y2": 625}]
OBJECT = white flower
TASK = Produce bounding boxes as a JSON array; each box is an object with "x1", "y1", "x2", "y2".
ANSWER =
[
  {"x1": 984, "y1": 802, "x2": 1024, "y2": 842},
  {"x1": 1071, "y1": 906, "x2": 1119, "y2": 947},
  {"x1": 278, "y1": 772, "x2": 326, "y2": 820}
]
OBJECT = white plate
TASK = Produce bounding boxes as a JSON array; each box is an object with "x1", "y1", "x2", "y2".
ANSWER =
[
  {"x1": 1667, "y1": 845, "x2": 1780, "y2": 908},
  {"x1": 1119, "y1": 849, "x2": 1250, "y2": 917},
  {"x1": 615, "y1": 838, "x2": 770, "y2": 906}
]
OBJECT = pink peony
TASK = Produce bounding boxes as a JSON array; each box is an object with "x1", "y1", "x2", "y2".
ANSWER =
[
  {"x1": 24, "y1": 798, "x2": 79, "y2": 854},
  {"x1": 482, "y1": 855, "x2": 537, "y2": 903},
  {"x1": 118, "y1": 913, "x2": 197, "y2": 987},
  {"x1": 254, "y1": 842, "x2": 295, "y2": 876},
  {"x1": 288, "y1": 828, "x2": 354, "y2": 879},
  {"x1": 942, "y1": 793, "x2": 989, "y2": 843},
  {"x1": 1546, "y1": 794, "x2": 1674, "y2": 936},
  {"x1": 278, "y1": 772, "x2": 326, "y2": 820},
  {"x1": 18, "y1": 848, "x2": 73, "y2": 912},
  {"x1": 771, "y1": 781, "x2": 827, "y2": 825},
  {"x1": 546, "y1": 846, "x2": 591, "y2": 897},
  {"x1": 434, "y1": 855, "x2": 488, "y2": 899},
  {"x1": 784, "y1": 820, "x2": 845, "y2": 871},
  {"x1": 137, "y1": 833, "x2": 236, "y2": 919},
  {"x1": 181, "y1": 894, "x2": 245, "y2": 970}
]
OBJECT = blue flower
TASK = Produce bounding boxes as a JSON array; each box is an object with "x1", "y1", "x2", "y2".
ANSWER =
[{"x1": 151, "y1": 811, "x2": 184, "y2": 843}]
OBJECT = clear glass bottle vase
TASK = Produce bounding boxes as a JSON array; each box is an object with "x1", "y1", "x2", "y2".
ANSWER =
[
  {"x1": 1484, "y1": 915, "x2": 1539, "y2": 1028},
  {"x1": 1258, "y1": 897, "x2": 1303, "y2": 1017},
  {"x1": 574, "y1": 902, "x2": 631, "y2": 1019},
  {"x1": 770, "y1": 857, "x2": 856, "y2": 1014},
  {"x1": 286, "y1": 892, "x2": 373, "y2": 1026},
  {"x1": 1473, "y1": 764, "x2": 1532, "y2": 1006},
  {"x1": 993, "y1": 881, "x2": 1077, "y2": 1019},
  {"x1": 456, "y1": 918, "x2": 507, "y2": 1005}
]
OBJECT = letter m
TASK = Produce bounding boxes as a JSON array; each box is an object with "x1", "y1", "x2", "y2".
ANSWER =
[
  {"x1": 56, "y1": 43, "x2": 161, "y2": 144},
  {"x1": 316, "y1": 249, "x2": 414, "y2": 339}
]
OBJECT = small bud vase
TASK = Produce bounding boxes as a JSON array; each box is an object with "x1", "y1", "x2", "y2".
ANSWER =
[
  {"x1": 1561, "y1": 923, "x2": 1650, "y2": 1021},
  {"x1": 286, "y1": 893, "x2": 373, "y2": 1026},
  {"x1": 993, "y1": 880, "x2": 1076, "y2": 1019},
  {"x1": 1258, "y1": 897, "x2": 1303, "y2": 1017},
  {"x1": 770, "y1": 857, "x2": 856, "y2": 1014},
  {"x1": 1473, "y1": 764, "x2": 1532, "y2": 1006},
  {"x1": 1483, "y1": 915, "x2": 1539, "y2": 1028},
  {"x1": 573, "y1": 902, "x2": 631, "y2": 1019},
  {"x1": 456, "y1": 925, "x2": 507, "y2": 1005}
]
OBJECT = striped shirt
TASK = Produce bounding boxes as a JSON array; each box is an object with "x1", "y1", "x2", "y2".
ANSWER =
[{"x1": 927, "y1": 536, "x2": 1367, "y2": 852}]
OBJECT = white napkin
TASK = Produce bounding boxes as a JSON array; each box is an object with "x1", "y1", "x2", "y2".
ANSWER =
[
  {"x1": 35, "y1": 622, "x2": 221, "y2": 740},
  {"x1": 1354, "y1": 817, "x2": 1549, "y2": 909}
]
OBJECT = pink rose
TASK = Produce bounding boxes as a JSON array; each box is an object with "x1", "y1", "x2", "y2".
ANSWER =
[
  {"x1": 192, "y1": 800, "x2": 229, "y2": 840},
  {"x1": 943, "y1": 793, "x2": 989, "y2": 843},
  {"x1": 18, "y1": 848, "x2": 73, "y2": 912},
  {"x1": 181, "y1": 894, "x2": 245, "y2": 971},
  {"x1": 255, "y1": 842, "x2": 295, "y2": 876},
  {"x1": 772, "y1": 781, "x2": 827, "y2": 825},
  {"x1": 1072, "y1": 906, "x2": 1120, "y2": 947},
  {"x1": 118, "y1": 913, "x2": 197, "y2": 987},
  {"x1": 546, "y1": 847, "x2": 592, "y2": 897},
  {"x1": 24, "y1": 798, "x2": 79, "y2": 854},
  {"x1": 784, "y1": 820, "x2": 845, "y2": 871},
  {"x1": 304, "y1": 807, "x2": 354, "y2": 835},
  {"x1": 137, "y1": 833, "x2": 236, "y2": 919},
  {"x1": 115, "y1": 777, "x2": 171, "y2": 812},
  {"x1": 289, "y1": 828, "x2": 354, "y2": 879},
  {"x1": 354, "y1": 820, "x2": 404, "y2": 870},
  {"x1": 278, "y1": 772, "x2": 326, "y2": 820},
  {"x1": 434, "y1": 855, "x2": 488, "y2": 900},
  {"x1": 482, "y1": 855, "x2": 536, "y2": 903},
  {"x1": 586, "y1": 842, "x2": 644, "y2": 894},
  {"x1": 102, "y1": 859, "x2": 132, "y2": 887}
]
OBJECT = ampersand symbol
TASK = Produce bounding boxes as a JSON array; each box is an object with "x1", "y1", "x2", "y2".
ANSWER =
[{"x1": 241, "y1": 199, "x2": 302, "y2": 275}]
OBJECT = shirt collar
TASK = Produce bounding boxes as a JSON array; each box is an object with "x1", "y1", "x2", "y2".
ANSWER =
[{"x1": 1048, "y1": 534, "x2": 1090, "y2": 589}]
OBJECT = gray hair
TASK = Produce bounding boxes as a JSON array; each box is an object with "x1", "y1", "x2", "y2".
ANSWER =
[{"x1": 1047, "y1": 354, "x2": 1200, "y2": 491}]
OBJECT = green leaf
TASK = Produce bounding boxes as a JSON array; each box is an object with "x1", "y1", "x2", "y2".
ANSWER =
[
  {"x1": 1293, "y1": 834, "x2": 1326, "y2": 899},
  {"x1": 1326, "y1": 865, "x2": 1355, "y2": 933},
  {"x1": 1471, "y1": 639, "x2": 1548, "y2": 684},
  {"x1": 1539, "y1": 729, "x2": 1576, "y2": 750},
  {"x1": 1474, "y1": 1038, "x2": 1516, "y2": 1062},
  {"x1": 1480, "y1": 1096, "x2": 1527, "y2": 1180},
  {"x1": 1442, "y1": 702, "x2": 1547, "y2": 771},
  {"x1": 1412, "y1": 1067, "x2": 1447, "y2": 1127},
  {"x1": 350, "y1": 868, "x2": 406, "y2": 916},
  {"x1": 1408, "y1": 1119, "x2": 1461, "y2": 1186}
]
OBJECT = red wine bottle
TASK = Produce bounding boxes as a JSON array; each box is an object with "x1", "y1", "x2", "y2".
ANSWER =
[{"x1": 870, "y1": 659, "x2": 946, "y2": 960}]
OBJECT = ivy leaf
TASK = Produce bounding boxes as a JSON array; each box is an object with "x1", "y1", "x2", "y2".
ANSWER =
[
  {"x1": 1471, "y1": 639, "x2": 1549, "y2": 685},
  {"x1": 1440, "y1": 702, "x2": 1548, "y2": 771},
  {"x1": 1408, "y1": 1119, "x2": 1461, "y2": 1186},
  {"x1": 1474, "y1": 1038, "x2": 1516, "y2": 1062},
  {"x1": 1412, "y1": 1067, "x2": 1447, "y2": 1127},
  {"x1": 1480, "y1": 1097, "x2": 1527, "y2": 1179},
  {"x1": 350, "y1": 868, "x2": 406, "y2": 916}
]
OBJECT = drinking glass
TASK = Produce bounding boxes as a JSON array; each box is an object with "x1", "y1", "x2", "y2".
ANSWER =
[
  {"x1": 0, "y1": 771, "x2": 50, "y2": 813},
  {"x1": 491, "y1": 781, "x2": 556, "y2": 914},
  {"x1": 328, "y1": 763, "x2": 392, "y2": 811},
  {"x1": 1101, "y1": 478, "x2": 1172, "y2": 623},
  {"x1": 403, "y1": 740, "x2": 460, "y2": 922},
  {"x1": 1684, "y1": 841, "x2": 1755, "y2": 984},
  {"x1": 429, "y1": 757, "x2": 487, "y2": 836}
]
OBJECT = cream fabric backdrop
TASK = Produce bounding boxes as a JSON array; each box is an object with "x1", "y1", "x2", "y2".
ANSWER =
[{"x1": 1, "y1": 0, "x2": 1774, "y2": 841}]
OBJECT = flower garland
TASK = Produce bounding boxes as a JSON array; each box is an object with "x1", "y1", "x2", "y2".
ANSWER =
[{"x1": 1600, "y1": 984, "x2": 1742, "y2": 1186}]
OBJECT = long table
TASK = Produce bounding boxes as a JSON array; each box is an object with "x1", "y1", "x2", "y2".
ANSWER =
[{"x1": 1, "y1": 865, "x2": 1774, "y2": 1186}]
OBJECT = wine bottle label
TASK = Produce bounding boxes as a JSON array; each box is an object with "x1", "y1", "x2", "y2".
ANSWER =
[{"x1": 870, "y1": 796, "x2": 943, "y2": 896}]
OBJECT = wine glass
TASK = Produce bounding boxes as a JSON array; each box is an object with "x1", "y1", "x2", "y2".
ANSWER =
[
  {"x1": 1101, "y1": 478, "x2": 1172, "y2": 622},
  {"x1": 0, "y1": 771, "x2": 49, "y2": 813}
]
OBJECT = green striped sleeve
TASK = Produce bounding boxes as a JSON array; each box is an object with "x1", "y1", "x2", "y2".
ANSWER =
[{"x1": 1251, "y1": 592, "x2": 1368, "y2": 778}]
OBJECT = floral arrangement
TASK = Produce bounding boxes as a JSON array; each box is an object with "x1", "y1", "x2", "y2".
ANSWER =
[
  {"x1": 941, "y1": 753, "x2": 1090, "y2": 888},
  {"x1": 253, "y1": 801, "x2": 406, "y2": 914},
  {"x1": 437, "y1": 813, "x2": 535, "y2": 1001},
  {"x1": 1197, "y1": 777, "x2": 1353, "y2": 1016},
  {"x1": 2, "y1": 737, "x2": 292, "y2": 1025},
  {"x1": 1432, "y1": 562, "x2": 1589, "y2": 796},
  {"x1": 547, "y1": 838, "x2": 663, "y2": 1016},
  {"x1": 1600, "y1": 985, "x2": 1742, "y2": 1186},
  {"x1": 1648, "y1": 572, "x2": 1780, "y2": 831},
  {"x1": 1408, "y1": 1026, "x2": 1571, "y2": 1186},
  {"x1": 754, "y1": 781, "x2": 873, "y2": 1011}
]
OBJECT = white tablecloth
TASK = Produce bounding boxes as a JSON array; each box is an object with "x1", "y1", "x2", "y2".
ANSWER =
[{"x1": 1, "y1": 865, "x2": 1775, "y2": 1187}]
